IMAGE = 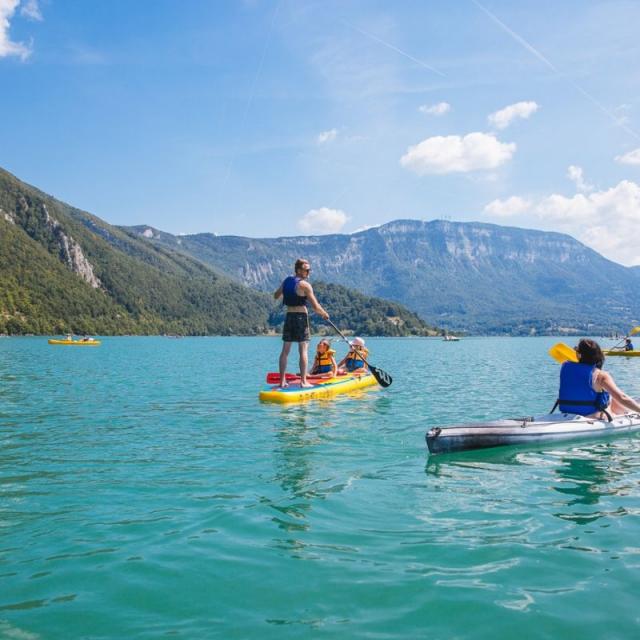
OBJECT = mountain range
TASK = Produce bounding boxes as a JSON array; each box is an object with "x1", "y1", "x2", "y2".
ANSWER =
[
  {"x1": 3, "y1": 162, "x2": 638, "y2": 337},
  {"x1": 0, "y1": 167, "x2": 434, "y2": 337},
  {"x1": 127, "y1": 221, "x2": 640, "y2": 335}
]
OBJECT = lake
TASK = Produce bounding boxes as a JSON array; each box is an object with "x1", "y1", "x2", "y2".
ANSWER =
[{"x1": 1, "y1": 336, "x2": 640, "y2": 638}]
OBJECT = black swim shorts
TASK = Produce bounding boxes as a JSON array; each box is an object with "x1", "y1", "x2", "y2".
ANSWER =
[{"x1": 282, "y1": 312, "x2": 310, "y2": 342}]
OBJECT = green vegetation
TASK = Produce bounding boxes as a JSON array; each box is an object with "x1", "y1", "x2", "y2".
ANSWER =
[
  {"x1": 0, "y1": 167, "x2": 435, "y2": 337},
  {"x1": 0, "y1": 168, "x2": 272, "y2": 335},
  {"x1": 268, "y1": 281, "x2": 438, "y2": 337}
]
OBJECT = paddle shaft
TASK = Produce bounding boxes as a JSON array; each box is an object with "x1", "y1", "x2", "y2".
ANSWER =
[{"x1": 325, "y1": 319, "x2": 392, "y2": 387}]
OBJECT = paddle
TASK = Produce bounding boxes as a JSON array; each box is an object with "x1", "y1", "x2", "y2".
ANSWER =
[
  {"x1": 265, "y1": 372, "x2": 345, "y2": 384},
  {"x1": 609, "y1": 326, "x2": 640, "y2": 351},
  {"x1": 548, "y1": 342, "x2": 579, "y2": 364},
  {"x1": 325, "y1": 318, "x2": 393, "y2": 388}
]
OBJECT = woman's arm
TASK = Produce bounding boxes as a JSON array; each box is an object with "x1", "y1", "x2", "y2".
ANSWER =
[{"x1": 598, "y1": 371, "x2": 640, "y2": 412}]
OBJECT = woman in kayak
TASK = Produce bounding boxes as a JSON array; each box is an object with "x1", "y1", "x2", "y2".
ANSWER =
[
  {"x1": 558, "y1": 339, "x2": 640, "y2": 417},
  {"x1": 310, "y1": 339, "x2": 337, "y2": 377},
  {"x1": 338, "y1": 337, "x2": 369, "y2": 374}
]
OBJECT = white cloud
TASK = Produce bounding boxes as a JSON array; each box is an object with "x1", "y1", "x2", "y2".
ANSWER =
[
  {"x1": 616, "y1": 148, "x2": 640, "y2": 166},
  {"x1": 0, "y1": 0, "x2": 30, "y2": 59},
  {"x1": 483, "y1": 181, "x2": 640, "y2": 266},
  {"x1": 298, "y1": 207, "x2": 349, "y2": 234},
  {"x1": 400, "y1": 132, "x2": 516, "y2": 175},
  {"x1": 20, "y1": 0, "x2": 41, "y2": 20},
  {"x1": 317, "y1": 128, "x2": 338, "y2": 144},
  {"x1": 488, "y1": 101, "x2": 539, "y2": 130},
  {"x1": 567, "y1": 165, "x2": 593, "y2": 193},
  {"x1": 483, "y1": 196, "x2": 531, "y2": 217},
  {"x1": 419, "y1": 101, "x2": 451, "y2": 116}
]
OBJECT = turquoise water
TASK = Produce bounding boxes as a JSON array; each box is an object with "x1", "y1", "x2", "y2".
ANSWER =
[{"x1": 2, "y1": 336, "x2": 640, "y2": 639}]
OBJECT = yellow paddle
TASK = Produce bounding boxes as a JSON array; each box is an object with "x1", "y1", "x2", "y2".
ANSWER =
[{"x1": 548, "y1": 342, "x2": 579, "y2": 364}]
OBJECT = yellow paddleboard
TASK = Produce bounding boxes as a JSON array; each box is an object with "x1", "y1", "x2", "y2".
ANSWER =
[
  {"x1": 605, "y1": 349, "x2": 640, "y2": 357},
  {"x1": 259, "y1": 372, "x2": 378, "y2": 404}
]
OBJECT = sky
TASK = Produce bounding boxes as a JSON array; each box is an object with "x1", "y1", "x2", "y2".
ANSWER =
[{"x1": 2, "y1": 0, "x2": 640, "y2": 265}]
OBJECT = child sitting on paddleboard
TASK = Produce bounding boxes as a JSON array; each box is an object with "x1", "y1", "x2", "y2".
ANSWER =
[
  {"x1": 337, "y1": 337, "x2": 369, "y2": 374},
  {"x1": 311, "y1": 339, "x2": 338, "y2": 377}
]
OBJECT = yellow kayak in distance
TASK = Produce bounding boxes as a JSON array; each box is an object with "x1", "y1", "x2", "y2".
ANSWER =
[
  {"x1": 605, "y1": 349, "x2": 640, "y2": 357},
  {"x1": 48, "y1": 339, "x2": 101, "y2": 346},
  {"x1": 259, "y1": 372, "x2": 378, "y2": 404}
]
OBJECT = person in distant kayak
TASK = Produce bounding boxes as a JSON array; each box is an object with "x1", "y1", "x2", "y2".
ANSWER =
[
  {"x1": 624, "y1": 338, "x2": 634, "y2": 351},
  {"x1": 337, "y1": 337, "x2": 369, "y2": 374},
  {"x1": 274, "y1": 258, "x2": 329, "y2": 388},
  {"x1": 310, "y1": 339, "x2": 337, "y2": 377},
  {"x1": 556, "y1": 339, "x2": 640, "y2": 418}
]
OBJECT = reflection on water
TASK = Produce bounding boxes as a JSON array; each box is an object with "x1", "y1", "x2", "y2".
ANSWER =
[
  {"x1": 264, "y1": 408, "x2": 320, "y2": 558},
  {"x1": 425, "y1": 438, "x2": 640, "y2": 529},
  {"x1": 551, "y1": 445, "x2": 636, "y2": 525}
]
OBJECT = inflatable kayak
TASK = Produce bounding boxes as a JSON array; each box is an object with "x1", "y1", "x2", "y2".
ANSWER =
[
  {"x1": 48, "y1": 339, "x2": 101, "y2": 346},
  {"x1": 426, "y1": 411, "x2": 640, "y2": 454},
  {"x1": 259, "y1": 372, "x2": 378, "y2": 404},
  {"x1": 604, "y1": 349, "x2": 640, "y2": 357}
]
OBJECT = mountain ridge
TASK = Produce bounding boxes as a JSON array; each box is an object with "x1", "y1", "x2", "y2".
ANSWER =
[{"x1": 126, "y1": 219, "x2": 640, "y2": 335}]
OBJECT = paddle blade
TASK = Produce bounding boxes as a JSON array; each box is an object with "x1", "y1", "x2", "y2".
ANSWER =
[
  {"x1": 630, "y1": 326, "x2": 640, "y2": 336},
  {"x1": 548, "y1": 342, "x2": 579, "y2": 364},
  {"x1": 369, "y1": 364, "x2": 392, "y2": 387}
]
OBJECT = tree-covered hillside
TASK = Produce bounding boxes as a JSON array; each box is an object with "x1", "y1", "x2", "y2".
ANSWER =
[
  {"x1": 268, "y1": 281, "x2": 439, "y2": 337},
  {"x1": 0, "y1": 167, "x2": 436, "y2": 337}
]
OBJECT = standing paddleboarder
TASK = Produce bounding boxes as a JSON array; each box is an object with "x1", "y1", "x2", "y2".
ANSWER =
[{"x1": 274, "y1": 258, "x2": 329, "y2": 388}]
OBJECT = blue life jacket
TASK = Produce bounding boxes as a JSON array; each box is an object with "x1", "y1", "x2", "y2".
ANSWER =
[
  {"x1": 282, "y1": 276, "x2": 307, "y2": 307},
  {"x1": 558, "y1": 362, "x2": 610, "y2": 415},
  {"x1": 345, "y1": 348, "x2": 368, "y2": 371},
  {"x1": 625, "y1": 341, "x2": 634, "y2": 351}
]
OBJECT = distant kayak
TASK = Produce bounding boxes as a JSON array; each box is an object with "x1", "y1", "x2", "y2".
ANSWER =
[
  {"x1": 426, "y1": 411, "x2": 640, "y2": 454},
  {"x1": 605, "y1": 349, "x2": 640, "y2": 357},
  {"x1": 259, "y1": 372, "x2": 378, "y2": 404},
  {"x1": 48, "y1": 339, "x2": 101, "y2": 346}
]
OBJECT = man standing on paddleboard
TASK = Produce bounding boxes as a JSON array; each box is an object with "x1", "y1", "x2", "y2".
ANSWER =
[{"x1": 274, "y1": 258, "x2": 329, "y2": 388}]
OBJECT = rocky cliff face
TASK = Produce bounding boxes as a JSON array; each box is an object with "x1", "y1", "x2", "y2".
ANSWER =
[
  {"x1": 41, "y1": 204, "x2": 101, "y2": 288},
  {"x1": 128, "y1": 220, "x2": 640, "y2": 334},
  {"x1": 2, "y1": 189, "x2": 102, "y2": 289}
]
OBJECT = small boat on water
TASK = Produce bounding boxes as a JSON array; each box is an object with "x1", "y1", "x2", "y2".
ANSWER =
[
  {"x1": 48, "y1": 338, "x2": 101, "y2": 346},
  {"x1": 426, "y1": 411, "x2": 640, "y2": 454},
  {"x1": 259, "y1": 371, "x2": 378, "y2": 404},
  {"x1": 443, "y1": 335, "x2": 460, "y2": 342},
  {"x1": 604, "y1": 349, "x2": 640, "y2": 357}
]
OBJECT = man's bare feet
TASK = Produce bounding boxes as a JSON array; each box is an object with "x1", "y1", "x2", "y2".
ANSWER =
[
  {"x1": 279, "y1": 381, "x2": 289, "y2": 389},
  {"x1": 300, "y1": 381, "x2": 313, "y2": 388}
]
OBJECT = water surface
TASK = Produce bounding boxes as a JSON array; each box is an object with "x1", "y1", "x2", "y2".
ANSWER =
[{"x1": 1, "y1": 336, "x2": 640, "y2": 638}]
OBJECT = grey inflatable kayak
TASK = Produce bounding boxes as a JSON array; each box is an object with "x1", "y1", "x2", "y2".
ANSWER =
[{"x1": 426, "y1": 412, "x2": 640, "y2": 454}]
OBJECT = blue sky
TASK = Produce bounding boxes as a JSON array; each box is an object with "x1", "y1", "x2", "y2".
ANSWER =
[{"x1": 2, "y1": 1, "x2": 640, "y2": 265}]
